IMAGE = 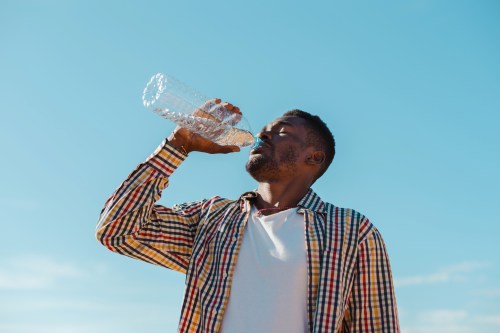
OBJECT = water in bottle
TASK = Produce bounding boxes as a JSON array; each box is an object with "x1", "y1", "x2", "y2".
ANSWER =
[{"x1": 142, "y1": 73, "x2": 263, "y2": 148}]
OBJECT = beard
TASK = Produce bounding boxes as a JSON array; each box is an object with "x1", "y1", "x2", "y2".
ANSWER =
[{"x1": 246, "y1": 146, "x2": 299, "y2": 183}]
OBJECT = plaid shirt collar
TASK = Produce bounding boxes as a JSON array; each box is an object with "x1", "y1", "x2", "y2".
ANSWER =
[{"x1": 238, "y1": 188, "x2": 327, "y2": 215}]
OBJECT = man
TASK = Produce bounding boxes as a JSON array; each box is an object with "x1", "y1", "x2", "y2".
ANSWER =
[{"x1": 96, "y1": 99, "x2": 400, "y2": 333}]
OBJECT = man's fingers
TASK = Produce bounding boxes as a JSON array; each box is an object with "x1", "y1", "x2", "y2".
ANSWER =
[
  {"x1": 222, "y1": 102, "x2": 234, "y2": 111},
  {"x1": 208, "y1": 102, "x2": 242, "y2": 123},
  {"x1": 194, "y1": 98, "x2": 221, "y2": 122},
  {"x1": 220, "y1": 145, "x2": 240, "y2": 154},
  {"x1": 193, "y1": 108, "x2": 219, "y2": 122},
  {"x1": 225, "y1": 113, "x2": 242, "y2": 126},
  {"x1": 222, "y1": 103, "x2": 241, "y2": 114},
  {"x1": 196, "y1": 98, "x2": 243, "y2": 128},
  {"x1": 199, "y1": 98, "x2": 220, "y2": 113},
  {"x1": 208, "y1": 103, "x2": 229, "y2": 121}
]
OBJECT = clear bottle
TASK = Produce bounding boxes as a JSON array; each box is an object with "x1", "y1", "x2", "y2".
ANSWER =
[{"x1": 142, "y1": 73, "x2": 262, "y2": 148}]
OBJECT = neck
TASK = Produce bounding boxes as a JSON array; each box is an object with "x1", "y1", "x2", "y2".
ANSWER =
[{"x1": 255, "y1": 180, "x2": 310, "y2": 213}]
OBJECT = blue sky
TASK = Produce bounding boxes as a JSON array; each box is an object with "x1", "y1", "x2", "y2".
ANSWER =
[{"x1": 1, "y1": 1, "x2": 499, "y2": 332}]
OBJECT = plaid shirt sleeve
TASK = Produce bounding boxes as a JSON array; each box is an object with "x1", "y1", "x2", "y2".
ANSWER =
[
  {"x1": 95, "y1": 139, "x2": 204, "y2": 274},
  {"x1": 342, "y1": 224, "x2": 400, "y2": 332}
]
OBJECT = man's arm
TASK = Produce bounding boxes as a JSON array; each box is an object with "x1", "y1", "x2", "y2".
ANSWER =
[
  {"x1": 96, "y1": 139, "x2": 205, "y2": 273},
  {"x1": 342, "y1": 226, "x2": 400, "y2": 332},
  {"x1": 96, "y1": 99, "x2": 241, "y2": 273}
]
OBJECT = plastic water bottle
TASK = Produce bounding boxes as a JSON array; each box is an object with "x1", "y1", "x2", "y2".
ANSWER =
[{"x1": 142, "y1": 73, "x2": 262, "y2": 148}]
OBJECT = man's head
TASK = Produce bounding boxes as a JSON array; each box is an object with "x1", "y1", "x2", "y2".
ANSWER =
[{"x1": 246, "y1": 110, "x2": 335, "y2": 185}]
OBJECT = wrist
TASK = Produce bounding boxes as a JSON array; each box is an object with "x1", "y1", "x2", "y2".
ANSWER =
[{"x1": 167, "y1": 132, "x2": 191, "y2": 155}]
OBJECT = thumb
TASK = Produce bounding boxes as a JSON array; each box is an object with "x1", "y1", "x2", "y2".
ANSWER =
[{"x1": 208, "y1": 144, "x2": 241, "y2": 154}]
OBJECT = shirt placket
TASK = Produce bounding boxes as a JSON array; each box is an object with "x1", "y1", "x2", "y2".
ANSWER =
[
  {"x1": 301, "y1": 208, "x2": 324, "y2": 333},
  {"x1": 212, "y1": 202, "x2": 251, "y2": 333}
]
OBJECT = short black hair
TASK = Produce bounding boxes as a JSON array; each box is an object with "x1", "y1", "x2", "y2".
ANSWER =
[{"x1": 282, "y1": 109, "x2": 335, "y2": 181}]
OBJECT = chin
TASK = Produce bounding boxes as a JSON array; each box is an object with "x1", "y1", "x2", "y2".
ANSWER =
[
  {"x1": 245, "y1": 157, "x2": 263, "y2": 180},
  {"x1": 245, "y1": 156, "x2": 280, "y2": 183}
]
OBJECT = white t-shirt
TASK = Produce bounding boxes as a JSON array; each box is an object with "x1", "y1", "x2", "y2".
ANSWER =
[{"x1": 220, "y1": 205, "x2": 308, "y2": 333}]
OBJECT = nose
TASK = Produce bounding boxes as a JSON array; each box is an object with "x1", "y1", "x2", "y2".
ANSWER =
[
  {"x1": 255, "y1": 130, "x2": 273, "y2": 148},
  {"x1": 258, "y1": 130, "x2": 272, "y2": 141}
]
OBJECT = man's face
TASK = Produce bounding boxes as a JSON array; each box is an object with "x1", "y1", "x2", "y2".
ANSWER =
[{"x1": 246, "y1": 116, "x2": 311, "y2": 182}]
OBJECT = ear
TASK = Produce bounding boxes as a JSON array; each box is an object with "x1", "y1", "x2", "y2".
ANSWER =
[{"x1": 306, "y1": 150, "x2": 325, "y2": 166}]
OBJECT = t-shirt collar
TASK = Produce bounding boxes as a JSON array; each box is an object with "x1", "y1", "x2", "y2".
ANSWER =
[{"x1": 238, "y1": 188, "x2": 326, "y2": 214}]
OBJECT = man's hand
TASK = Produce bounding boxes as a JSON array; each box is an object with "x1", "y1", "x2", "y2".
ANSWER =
[{"x1": 167, "y1": 99, "x2": 241, "y2": 154}]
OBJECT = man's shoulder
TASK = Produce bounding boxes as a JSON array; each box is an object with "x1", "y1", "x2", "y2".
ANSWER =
[
  {"x1": 321, "y1": 201, "x2": 376, "y2": 244},
  {"x1": 322, "y1": 202, "x2": 367, "y2": 219}
]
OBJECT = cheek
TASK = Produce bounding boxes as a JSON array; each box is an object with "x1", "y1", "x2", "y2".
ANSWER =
[{"x1": 279, "y1": 146, "x2": 299, "y2": 164}]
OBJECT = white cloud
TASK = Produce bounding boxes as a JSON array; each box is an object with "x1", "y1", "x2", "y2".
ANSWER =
[
  {"x1": 0, "y1": 254, "x2": 84, "y2": 290},
  {"x1": 422, "y1": 309, "x2": 468, "y2": 323},
  {"x1": 395, "y1": 261, "x2": 490, "y2": 287},
  {"x1": 402, "y1": 309, "x2": 500, "y2": 333},
  {"x1": 403, "y1": 324, "x2": 470, "y2": 333},
  {"x1": 474, "y1": 288, "x2": 500, "y2": 298},
  {"x1": 0, "y1": 298, "x2": 181, "y2": 332},
  {"x1": 478, "y1": 315, "x2": 500, "y2": 326},
  {"x1": 0, "y1": 298, "x2": 101, "y2": 311},
  {"x1": 0, "y1": 323, "x2": 112, "y2": 333}
]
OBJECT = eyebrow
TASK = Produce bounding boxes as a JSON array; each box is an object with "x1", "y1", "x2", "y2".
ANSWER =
[{"x1": 261, "y1": 120, "x2": 295, "y2": 132}]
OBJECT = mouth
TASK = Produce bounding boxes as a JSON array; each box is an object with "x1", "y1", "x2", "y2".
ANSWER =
[
  {"x1": 250, "y1": 142, "x2": 271, "y2": 154},
  {"x1": 250, "y1": 137, "x2": 265, "y2": 150},
  {"x1": 250, "y1": 148, "x2": 263, "y2": 155}
]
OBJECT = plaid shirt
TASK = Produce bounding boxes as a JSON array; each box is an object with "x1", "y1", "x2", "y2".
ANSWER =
[{"x1": 96, "y1": 139, "x2": 400, "y2": 333}]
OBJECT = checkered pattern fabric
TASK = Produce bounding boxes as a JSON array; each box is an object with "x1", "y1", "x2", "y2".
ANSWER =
[{"x1": 96, "y1": 139, "x2": 400, "y2": 333}]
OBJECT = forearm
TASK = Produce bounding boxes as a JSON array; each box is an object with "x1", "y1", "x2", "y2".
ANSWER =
[
  {"x1": 97, "y1": 138, "x2": 186, "y2": 231},
  {"x1": 95, "y1": 139, "x2": 196, "y2": 271}
]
